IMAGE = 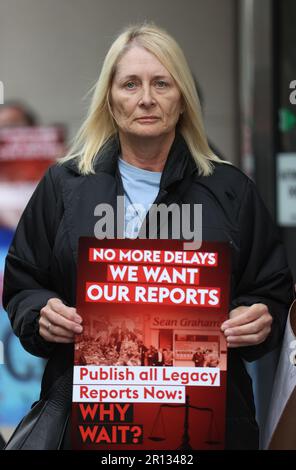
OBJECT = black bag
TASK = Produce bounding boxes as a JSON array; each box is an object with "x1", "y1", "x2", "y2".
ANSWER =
[{"x1": 4, "y1": 368, "x2": 72, "y2": 450}]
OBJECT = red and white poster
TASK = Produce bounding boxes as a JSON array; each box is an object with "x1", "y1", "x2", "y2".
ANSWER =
[
  {"x1": 72, "y1": 238, "x2": 231, "y2": 450},
  {"x1": 0, "y1": 125, "x2": 65, "y2": 228}
]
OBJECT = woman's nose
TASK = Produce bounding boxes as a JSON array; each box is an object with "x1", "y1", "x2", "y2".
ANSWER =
[{"x1": 139, "y1": 85, "x2": 155, "y2": 107}]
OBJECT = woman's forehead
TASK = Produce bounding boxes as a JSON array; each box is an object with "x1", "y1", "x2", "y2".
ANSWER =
[{"x1": 115, "y1": 45, "x2": 171, "y2": 78}]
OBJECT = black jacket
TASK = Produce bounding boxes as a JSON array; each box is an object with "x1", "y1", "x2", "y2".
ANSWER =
[{"x1": 2, "y1": 133, "x2": 294, "y2": 449}]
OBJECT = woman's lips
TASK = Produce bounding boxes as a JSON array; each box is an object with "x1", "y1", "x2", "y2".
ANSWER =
[{"x1": 136, "y1": 117, "x2": 160, "y2": 123}]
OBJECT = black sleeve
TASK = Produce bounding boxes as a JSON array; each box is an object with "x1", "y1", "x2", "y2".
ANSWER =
[
  {"x1": 231, "y1": 178, "x2": 295, "y2": 362},
  {"x1": 2, "y1": 166, "x2": 64, "y2": 358}
]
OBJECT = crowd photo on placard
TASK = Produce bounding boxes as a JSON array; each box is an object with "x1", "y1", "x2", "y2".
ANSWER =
[{"x1": 74, "y1": 317, "x2": 220, "y2": 368}]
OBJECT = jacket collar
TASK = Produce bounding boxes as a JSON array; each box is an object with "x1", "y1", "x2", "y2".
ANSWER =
[{"x1": 65, "y1": 132, "x2": 197, "y2": 188}]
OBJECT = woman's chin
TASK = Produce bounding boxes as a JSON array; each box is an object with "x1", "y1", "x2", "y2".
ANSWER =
[{"x1": 126, "y1": 127, "x2": 170, "y2": 140}]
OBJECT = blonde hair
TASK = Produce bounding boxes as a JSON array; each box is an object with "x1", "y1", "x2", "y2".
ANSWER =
[{"x1": 60, "y1": 23, "x2": 226, "y2": 175}]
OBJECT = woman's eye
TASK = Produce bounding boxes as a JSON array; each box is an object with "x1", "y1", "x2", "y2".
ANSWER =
[
  {"x1": 125, "y1": 82, "x2": 136, "y2": 89},
  {"x1": 155, "y1": 80, "x2": 168, "y2": 88}
]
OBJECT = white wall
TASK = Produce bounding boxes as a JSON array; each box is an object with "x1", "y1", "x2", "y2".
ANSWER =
[{"x1": 0, "y1": 0, "x2": 238, "y2": 163}]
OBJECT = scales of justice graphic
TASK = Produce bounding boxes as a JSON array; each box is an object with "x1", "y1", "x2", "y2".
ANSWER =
[{"x1": 149, "y1": 395, "x2": 221, "y2": 450}]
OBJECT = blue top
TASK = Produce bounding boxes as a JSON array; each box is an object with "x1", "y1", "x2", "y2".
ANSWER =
[{"x1": 118, "y1": 157, "x2": 162, "y2": 238}]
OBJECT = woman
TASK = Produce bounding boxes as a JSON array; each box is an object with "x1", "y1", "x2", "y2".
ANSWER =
[{"x1": 2, "y1": 23, "x2": 294, "y2": 449}]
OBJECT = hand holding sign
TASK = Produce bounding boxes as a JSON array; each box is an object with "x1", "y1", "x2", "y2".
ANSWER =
[
  {"x1": 221, "y1": 303, "x2": 273, "y2": 347},
  {"x1": 39, "y1": 298, "x2": 83, "y2": 343}
]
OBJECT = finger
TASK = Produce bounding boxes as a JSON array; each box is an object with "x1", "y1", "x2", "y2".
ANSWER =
[
  {"x1": 224, "y1": 314, "x2": 272, "y2": 337},
  {"x1": 47, "y1": 299, "x2": 82, "y2": 323},
  {"x1": 39, "y1": 326, "x2": 75, "y2": 343},
  {"x1": 40, "y1": 308, "x2": 83, "y2": 334},
  {"x1": 227, "y1": 327, "x2": 271, "y2": 346},
  {"x1": 221, "y1": 304, "x2": 269, "y2": 330},
  {"x1": 44, "y1": 323, "x2": 79, "y2": 339},
  {"x1": 227, "y1": 326, "x2": 271, "y2": 347}
]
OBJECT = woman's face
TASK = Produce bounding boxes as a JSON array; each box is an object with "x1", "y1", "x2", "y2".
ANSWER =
[{"x1": 110, "y1": 45, "x2": 183, "y2": 140}]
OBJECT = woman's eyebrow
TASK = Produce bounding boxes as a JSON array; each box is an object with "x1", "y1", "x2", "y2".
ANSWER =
[
  {"x1": 118, "y1": 74, "x2": 138, "y2": 81},
  {"x1": 117, "y1": 74, "x2": 171, "y2": 81},
  {"x1": 152, "y1": 75, "x2": 171, "y2": 80}
]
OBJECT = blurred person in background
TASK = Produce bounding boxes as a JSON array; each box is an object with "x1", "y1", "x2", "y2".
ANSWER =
[
  {"x1": 0, "y1": 101, "x2": 37, "y2": 128},
  {"x1": 0, "y1": 101, "x2": 65, "y2": 449},
  {"x1": 0, "y1": 100, "x2": 38, "y2": 449}
]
